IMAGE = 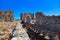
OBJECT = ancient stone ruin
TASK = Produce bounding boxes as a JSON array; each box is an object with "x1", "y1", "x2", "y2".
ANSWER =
[{"x1": 0, "y1": 10, "x2": 14, "y2": 22}]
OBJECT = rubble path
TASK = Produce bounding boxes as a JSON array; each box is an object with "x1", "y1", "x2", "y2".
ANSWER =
[{"x1": 11, "y1": 22, "x2": 30, "y2": 40}]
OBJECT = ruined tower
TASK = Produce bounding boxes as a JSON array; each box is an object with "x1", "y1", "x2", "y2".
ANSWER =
[{"x1": 0, "y1": 10, "x2": 14, "y2": 22}]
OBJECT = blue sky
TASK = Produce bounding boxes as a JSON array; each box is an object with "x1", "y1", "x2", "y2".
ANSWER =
[{"x1": 0, "y1": 0, "x2": 60, "y2": 19}]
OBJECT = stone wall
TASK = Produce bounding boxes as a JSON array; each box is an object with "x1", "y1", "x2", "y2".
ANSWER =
[
  {"x1": 21, "y1": 13, "x2": 34, "y2": 23},
  {"x1": 0, "y1": 10, "x2": 14, "y2": 22}
]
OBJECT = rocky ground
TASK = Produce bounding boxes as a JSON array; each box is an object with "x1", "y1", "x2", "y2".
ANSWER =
[
  {"x1": 0, "y1": 20, "x2": 59, "y2": 40},
  {"x1": 10, "y1": 22, "x2": 30, "y2": 40},
  {"x1": 0, "y1": 21, "x2": 30, "y2": 40}
]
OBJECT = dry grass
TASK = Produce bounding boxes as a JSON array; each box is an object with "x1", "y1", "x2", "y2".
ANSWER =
[{"x1": 0, "y1": 21, "x2": 18, "y2": 40}]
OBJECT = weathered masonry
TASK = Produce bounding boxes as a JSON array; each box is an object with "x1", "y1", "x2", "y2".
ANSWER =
[{"x1": 0, "y1": 10, "x2": 14, "y2": 22}]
